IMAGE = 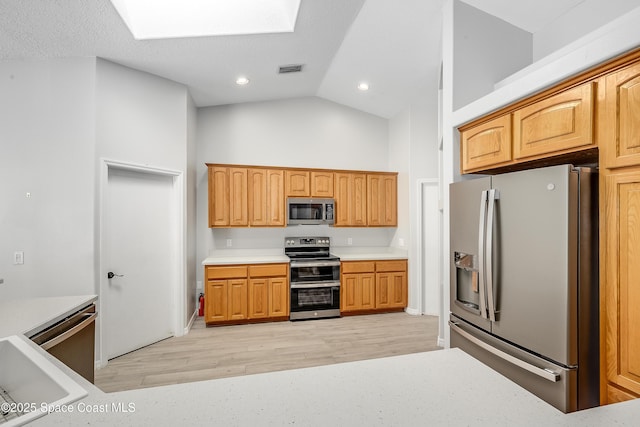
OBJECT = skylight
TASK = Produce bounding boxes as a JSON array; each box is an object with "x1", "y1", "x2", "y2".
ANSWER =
[{"x1": 110, "y1": 0, "x2": 301, "y2": 40}]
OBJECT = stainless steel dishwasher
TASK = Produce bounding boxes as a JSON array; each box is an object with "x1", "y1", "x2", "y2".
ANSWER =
[{"x1": 29, "y1": 304, "x2": 97, "y2": 383}]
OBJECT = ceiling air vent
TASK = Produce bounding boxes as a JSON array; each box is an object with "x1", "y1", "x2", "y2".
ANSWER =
[{"x1": 278, "y1": 64, "x2": 304, "y2": 74}]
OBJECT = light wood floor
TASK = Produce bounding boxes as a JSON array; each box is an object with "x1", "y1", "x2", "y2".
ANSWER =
[{"x1": 95, "y1": 312, "x2": 441, "y2": 393}]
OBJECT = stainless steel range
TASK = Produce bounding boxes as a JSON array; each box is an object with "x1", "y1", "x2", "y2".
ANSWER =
[{"x1": 285, "y1": 237, "x2": 341, "y2": 320}]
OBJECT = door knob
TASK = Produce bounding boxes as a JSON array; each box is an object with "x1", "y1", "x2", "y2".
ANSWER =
[{"x1": 107, "y1": 272, "x2": 124, "y2": 279}]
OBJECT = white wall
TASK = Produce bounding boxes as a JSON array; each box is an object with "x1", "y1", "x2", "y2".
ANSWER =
[
  {"x1": 533, "y1": 0, "x2": 640, "y2": 61},
  {"x1": 452, "y1": 0, "x2": 532, "y2": 111},
  {"x1": 186, "y1": 95, "x2": 198, "y2": 325},
  {"x1": 196, "y1": 96, "x2": 392, "y2": 282},
  {"x1": 95, "y1": 58, "x2": 194, "y2": 332},
  {"x1": 0, "y1": 58, "x2": 96, "y2": 299},
  {"x1": 388, "y1": 83, "x2": 441, "y2": 316}
]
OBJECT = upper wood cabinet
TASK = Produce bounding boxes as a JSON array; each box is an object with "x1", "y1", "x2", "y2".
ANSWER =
[
  {"x1": 513, "y1": 82, "x2": 595, "y2": 160},
  {"x1": 285, "y1": 170, "x2": 310, "y2": 197},
  {"x1": 311, "y1": 171, "x2": 334, "y2": 197},
  {"x1": 601, "y1": 61, "x2": 640, "y2": 169},
  {"x1": 459, "y1": 83, "x2": 596, "y2": 174},
  {"x1": 208, "y1": 167, "x2": 247, "y2": 227},
  {"x1": 460, "y1": 114, "x2": 512, "y2": 173},
  {"x1": 248, "y1": 168, "x2": 285, "y2": 226},
  {"x1": 334, "y1": 172, "x2": 367, "y2": 226},
  {"x1": 208, "y1": 164, "x2": 396, "y2": 228},
  {"x1": 367, "y1": 173, "x2": 397, "y2": 226},
  {"x1": 285, "y1": 170, "x2": 335, "y2": 197}
]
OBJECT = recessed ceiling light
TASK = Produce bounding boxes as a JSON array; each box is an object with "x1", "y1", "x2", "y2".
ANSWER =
[
  {"x1": 357, "y1": 82, "x2": 370, "y2": 91},
  {"x1": 109, "y1": 0, "x2": 301, "y2": 40},
  {"x1": 236, "y1": 77, "x2": 250, "y2": 86}
]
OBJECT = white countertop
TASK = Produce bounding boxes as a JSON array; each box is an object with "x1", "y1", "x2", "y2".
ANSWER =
[
  {"x1": 202, "y1": 248, "x2": 289, "y2": 265},
  {"x1": 35, "y1": 348, "x2": 640, "y2": 426},
  {"x1": 0, "y1": 295, "x2": 97, "y2": 338},
  {"x1": 202, "y1": 247, "x2": 407, "y2": 265}
]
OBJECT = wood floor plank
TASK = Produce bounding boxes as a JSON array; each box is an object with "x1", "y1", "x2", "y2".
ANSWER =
[{"x1": 95, "y1": 312, "x2": 441, "y2": 393}]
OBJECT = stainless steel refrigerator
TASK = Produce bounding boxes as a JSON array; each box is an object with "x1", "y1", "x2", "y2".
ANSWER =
[{"x1": 449, "y1": 164, "x2": 599, "y2": 413}]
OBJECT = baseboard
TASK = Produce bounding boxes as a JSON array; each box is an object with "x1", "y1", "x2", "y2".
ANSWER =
[
  {"x1": 184, "y1": 309, "x2": 197, "y2": 335},
  {"x1": 437, "y1": 336, "x2": 445, "y2": 348},
  {"x1": 405, "y1": 307, "x2": 421, "y2": 316}
]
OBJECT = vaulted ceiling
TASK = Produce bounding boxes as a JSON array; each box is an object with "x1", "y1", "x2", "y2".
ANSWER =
[{"x1": 0, "y1": 1, "x2": 632, "y2": 118}]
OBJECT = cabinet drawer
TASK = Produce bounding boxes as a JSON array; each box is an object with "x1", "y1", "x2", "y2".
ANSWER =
[
  {"x1": 249, "y1": 264, "x2": 288, "y2": 278},
  {"x1": 206, "y1": 266, "x2": 248, "y2": 279},
  {"x1": 375, "y1": 260, "x2": 407, "y2": 272},
  {"x1": 341, "y1": 261, "x2": 375, "y2": 273}
]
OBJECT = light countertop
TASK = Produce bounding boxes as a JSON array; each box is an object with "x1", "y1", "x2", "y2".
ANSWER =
[
  {"x1": 202, "y1": 248, "x2": 289, "y2": 265},
  {"x1": 0, "y1": 294, "x2": 97, "y2": 338},
  {"x1": 35, "y1": 348, "x2": 640, "y2": 426},
  {"x1": 202, "y1": 246, "x2": 408, "y2": 265}
]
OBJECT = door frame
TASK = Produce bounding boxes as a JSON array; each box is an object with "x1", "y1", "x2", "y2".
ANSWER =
[
  {"x1": 97, "y1": 158, "x2": 185, "y2": 367},
  {"x1": 415, "y1": 179, "x2": 442, "y2": 338}
]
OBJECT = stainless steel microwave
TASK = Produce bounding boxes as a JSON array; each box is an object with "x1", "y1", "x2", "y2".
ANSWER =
[{"x1": 287, "y1": 198, "x2": 335, "y2": 225}]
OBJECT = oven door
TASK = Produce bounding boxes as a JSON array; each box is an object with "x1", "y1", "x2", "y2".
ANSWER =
[
  {"x1": 290, "y1": 260, "x2": 340, "y2": 283},
  {"x1": 290, "y1": 282, "x2": 340, "y2": 320}
]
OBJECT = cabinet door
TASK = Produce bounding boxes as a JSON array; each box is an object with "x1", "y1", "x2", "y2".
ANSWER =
[
  {"x1": 601, "y1": 61, "x2": 640, "y2": 168},
  {"x1": 341, "y1": 273, "x2": 375, "y2": 311},
  {"x1": 248, "y1": 278, "x2": 269, "y2": 319},
  {"x1": 376, "y1": 272, "x2": 407, "y2": 309},
  {"x1": 513, "y1": 82, "x2": 594, "y2": 160},
  {"x1": 341, "y1": 274, "x2": 360, "y2": 312},
  {"x1": 367, "y1": 174, "x2": 397, "y2": 226},
  {"x1": 208, "y1": 167, "x2": 229, "y2": 227},
  {"x1": 205, "y1": 280, "x2": 227, "y2": 322},
  {"x1": 603, "y1": 171, "x2": 640, "y2": 400},
  {"x1": 227, "y1": 279, "x2": 248, "y2": 320},
  {"x1": 269, "y1": 277, "x2": 289, "y2": 317},
  {"x1": 351, "y1": 173, "x2": 367, "y2": 226},
  {"x1": 229, "y1": 168, "x2": 248, "y2": 226},
  {"x1": 248, "y1": 169, "x2": 268, "y2": 226},
  {"x1": 334, "y1": 173, "x2": 351, "y2": 226},
  {"x1": 461, "y1": 114, "x2": 512, "y2": 173},
  {"x1": 285, "y1": 170, "x2": 310, "y2": 197},
  {"x1": 267, "y1": 169, "x2": 285, "y2": 226},
  {"x1": 311, "y1": 171, "x2": 334, "y2": 197},
  {"x1": 360, "y1": 274, "x2": 376, "y2": 310},
  {"x1": 248, "y1": 169, "x2": 284, "y2": 227}
]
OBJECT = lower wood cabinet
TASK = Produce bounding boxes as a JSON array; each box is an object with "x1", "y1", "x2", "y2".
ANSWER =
[
  {"x1": 340, "y1": 259, "x2": 407, "y2": 314},
  {"x1": 205, "y1": 263, "x2": 289, "y2": 325},
  {"x1": 601, "y1": 169, "x2": 640, "y2": 403}
]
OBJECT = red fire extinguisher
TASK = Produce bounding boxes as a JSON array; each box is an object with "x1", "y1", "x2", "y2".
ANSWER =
[{"x1": 198, "y1": 293, "x2": 205, "y2": 316}]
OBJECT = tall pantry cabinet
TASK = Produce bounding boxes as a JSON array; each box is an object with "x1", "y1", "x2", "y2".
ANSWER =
[{"x1": 599, "y1": 58, "x2": 640, "y2": 403}]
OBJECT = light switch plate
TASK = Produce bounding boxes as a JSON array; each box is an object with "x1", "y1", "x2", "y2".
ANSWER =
[{"x1": 14, "y1": 251, "x2": 24, "y2": 265}]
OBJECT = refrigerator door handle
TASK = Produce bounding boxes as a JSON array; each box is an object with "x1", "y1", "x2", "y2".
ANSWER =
[
  {"x1": 477, "y1": 190, "x2": 488, "y2": 319},
  {"x1": 485, "y1": 189, "x2": 498, "y2": 322},
  {"x1": 449, "y1": 321, "x2": 560, "y2": 382}
]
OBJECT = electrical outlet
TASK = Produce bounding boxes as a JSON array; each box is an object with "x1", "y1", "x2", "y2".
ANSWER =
[
  {"x1": 226, "y1": 239, "x2": 232, "y2": 247},
  {"x1": 347, "y1": 237, "x2": 353, "y2": 246},
  {"x1": 399, "y1": 238, "x2": 405, "y2": 247},
  {"x1": 14, "y1": 251, "x2": 24, "y2": 265}
]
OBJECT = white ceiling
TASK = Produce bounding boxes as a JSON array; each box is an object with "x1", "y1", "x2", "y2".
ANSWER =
[{"x1": 0, "y1": 0, "x2": 624, "y2": 118}]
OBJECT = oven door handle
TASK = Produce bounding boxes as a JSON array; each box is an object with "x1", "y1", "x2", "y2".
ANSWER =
[
  {"x1": 290, "y1": 261, "x2": 340, "y2": 268},
  {"x1": 291, "y1": 281, "x2": 341, "y2": 289}
]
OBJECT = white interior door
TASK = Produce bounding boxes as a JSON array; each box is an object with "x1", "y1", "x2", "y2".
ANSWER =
[
  {"x1": 421, "y1": 182, "x2": 440, "y2": 316},
  {"x1": 104, "y1": 167, "x2": 175, "y2": 359}
]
